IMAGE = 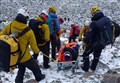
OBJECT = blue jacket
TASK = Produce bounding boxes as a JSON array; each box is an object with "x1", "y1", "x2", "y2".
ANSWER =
[
  {"x1": 84, "y1": 11, "x2": 112, "y2": 49},
  {"x1": 47, "y1": 12, "x2": 61, "y2": 35}
]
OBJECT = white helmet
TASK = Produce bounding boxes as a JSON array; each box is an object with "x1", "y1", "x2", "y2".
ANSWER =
[
  {"x1": 41, "y1": 10, "x2": 48, "y2": 15},
  {"x1": 84, "y1": 20, "x2": 90, "y2": 26},
  {"x1": 18, "y1": 7, "x2": 29, "y2": 17}
]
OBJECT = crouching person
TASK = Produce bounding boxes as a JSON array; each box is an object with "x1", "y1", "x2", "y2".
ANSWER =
[{"x1": 0, "y1": 7, "x2": 45, "y2": 83}]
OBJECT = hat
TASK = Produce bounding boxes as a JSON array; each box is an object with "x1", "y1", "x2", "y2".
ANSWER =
[
  {"x1": 49, "y1": 6, "x2": 56, "y2": 13},
  {"x1": 41, "y1": 10, "x2": 48, "y2": 15},
  {"x1": 84, "y1": 20, "x2": 90, "y2": 26},
  {"x1": 91, "y1": 6, "x2": 100, "y2": 15},
  {"x1": 64, "y1": 51, "x2": 72, "y2": 61},
  {"x1": 17, "y1": 7, "x2": 29, "y2": 18}
]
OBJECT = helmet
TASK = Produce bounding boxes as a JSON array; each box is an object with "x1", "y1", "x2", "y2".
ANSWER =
[
  {"x1": 64, "y1": 51, "x2": 72, "y2": 61},
  {"x1": 39, "y1": 14, "x2": 47, "y2": 22},
  {"x1": 84, "y1": 20, "x2": 90, "y2": 26},
  {"x1": 18, "y1": 7, "x2": 29, "y2": 18},
  {"x1": 49, "y1": 6, "x2": 56, "y2": 13},
  {"x1": 41, "y1": 10, "x2": 48, "y2": 15},
  {"x1": 91, "y1": 6, "x2": 100, "y2": 14}
]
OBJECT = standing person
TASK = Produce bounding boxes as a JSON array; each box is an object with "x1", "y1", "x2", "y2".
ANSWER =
[
  {"x1": 47, "y1": 6, "x2": 61, "y2": 61},
  {"x1": 69, "y1": 24, "x2": 80, "y2": 43},
  {"x1": 0, "y1": 7, "x2": 45, "y2": 83},
  {"x1": 29, "y1": 14, "x2": 50, "y2": 69},
  {"x1": 81, "y1": 6, "x2": 113, "y2": 72},
  {"x1": 78, "y1": 20, "x2": 90, "y2": 50},
  {"x1": 56, "y1": 18, "x2": 66, "y2": 52}
]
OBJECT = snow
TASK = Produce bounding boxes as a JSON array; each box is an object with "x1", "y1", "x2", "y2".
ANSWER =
[{"x1": 1, "y1": 0, "x2": 120, "y2": 83}]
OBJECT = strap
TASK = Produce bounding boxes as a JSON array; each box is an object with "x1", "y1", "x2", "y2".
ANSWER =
[
  {"x1": 17, "y1": 27, "x2": 30, "y2": 38},
  {"x1": 9, "y1": 23, "x2": 12, "y2": 34}
]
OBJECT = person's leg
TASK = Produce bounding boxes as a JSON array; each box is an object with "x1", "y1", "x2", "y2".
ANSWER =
[
  {"x1": 56, "y1": 39, "x2": 61, "y2": 52},
  {"x1": 69, "y1": 37, "x2": 71, "y2": 43},
  {"x1": 90, "y1": 48, "x2": 102, "y2": 71},
  {"x1": 22, "y1": 58, "x2": 45, "y2": 81},
  {"x1": 81, "y1": 45, "x2": 93, "y2": 72},
  {"x1": 15, "y1": 64, "x2": 25, "y2": 83},
  {"x1": 39, "y1": 42, "x2": 50, "y2": 68},
  {"x1": 51, "y1": 40, "x2": 57, "y2": 61}
]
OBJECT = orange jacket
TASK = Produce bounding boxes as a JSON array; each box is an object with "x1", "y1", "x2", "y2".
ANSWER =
[{"x1": 58, "y1": 42, "x2": 77, "y2": 62}]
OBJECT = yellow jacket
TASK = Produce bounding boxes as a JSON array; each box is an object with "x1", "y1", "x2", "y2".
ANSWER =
[
  {"x1": 78, "y1": 26, "x2": 89, "y2": 39},
  {"x1": 0, "y1": 20, "x2": 39, "y2": 63},
  {"x1": 38, "y1": 24, "x2": 50, "y2": 46}
]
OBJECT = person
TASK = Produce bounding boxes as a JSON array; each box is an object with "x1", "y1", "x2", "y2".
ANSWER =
[
  {"x1": 56, "y1": 18, "x2": 66, "y2": 52},
  {"x1": 69, "y1": 24, "x2": 80, "y2": 43},
  {"x1": 29, "y1": 13, "x2": 50, "y2": 69},
  {"x1": 81, "y1": 6, "x2": 112, "y2": 72},
  {"x1": 47, "y1": 6, "x2": 61, "y2": 61},
  {"x1": 0, "y1": 7, "x2": 45, "y2": 83},
  {"x1": 78, "y1": 20, "x2": 90, "y2": 50},
  {"x1": 58, "y1": 42, "x2": 80, "y2": 62}
]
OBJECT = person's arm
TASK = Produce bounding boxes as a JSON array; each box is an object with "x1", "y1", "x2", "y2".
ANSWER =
[
  {"x1": 29, "y1": 30, "x2": 39, "y2": 54},
  {"x1": 78, "y1": 26, "x2": 84, "y2": 39}
]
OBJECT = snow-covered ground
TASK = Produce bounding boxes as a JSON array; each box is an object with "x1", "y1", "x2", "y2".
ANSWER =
[
  {"x1": 0, "y1": 37, "x2": 120, "y2": 83},
  {"x1": 1, "y1": 0, "x2": 120, "y2": 83}
]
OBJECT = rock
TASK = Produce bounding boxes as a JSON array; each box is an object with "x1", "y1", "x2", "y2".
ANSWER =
[
  {"x1": 25, "y1": 79, "x2": 38, "y2": 83},
  {"x1": 103, "y1": 74, "x2": 120, "y2": 83}
]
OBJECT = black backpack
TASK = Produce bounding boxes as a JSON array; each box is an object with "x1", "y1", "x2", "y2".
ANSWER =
[
  {"x1": 29, "y1": 19, "x2": 45, "y2": 45},
  {"x1": 96, "y1": 17, "x2": 113, "y2": 47},
  {"x1": 112, "y1": 21, "x2": 120, "y2": 38}
]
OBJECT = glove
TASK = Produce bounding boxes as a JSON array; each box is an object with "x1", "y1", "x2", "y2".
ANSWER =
[
  {"x1": 32, "y1": 53, "x2": 39, "y2": 60},
  {"x1": 64, "y1": 29, "x2": 66, "y2": 33},
  {"x1": 78, "y1": 39, "x2": 82, "y2": 42}
]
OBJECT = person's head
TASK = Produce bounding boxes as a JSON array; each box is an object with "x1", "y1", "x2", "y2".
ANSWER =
[
  {"x1": 84, "y1": 20, "x2": 90, "y2": 27},
  {"x1": 41, "y1": 10, "x2": 48, "y2": 15},
  {"x1": 58, "y1": 18, "x2": 64, "y2": 24},
  {"x1": 71, "y1": 24, "x2": 76, "y2": 28},
  {"x1": 90, "y1": 6, "x2": 100, "y2": 16},
  {"x1": 17, "y1": 7, "x2": 29, "y2": 20},
  {"x1": 37, "y1": 14, "x2": 47, "y2": 22},
  {"x1": 48, "y1": 6, "x2": 56, "y2": 14},
  {"x1": 64, "y1": 51, "x2": 72, "y2": 61},
  {"x1": 15, "y1": 7, "x2": 29, "y2": 24}
]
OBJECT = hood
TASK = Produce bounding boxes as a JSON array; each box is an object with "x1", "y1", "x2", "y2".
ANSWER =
[
  {"x1": 36, "y1": 15, "x2": 44, "y2": 22},
  {"x1": 12, "y1": 20, "x2": 27, "y2": 31},
  {"x1": 91, "y1": 11, "x2": 104, "y2": 21},
  {"x1": 48, "y1": 12, "x2": 58, "y2": 18}
]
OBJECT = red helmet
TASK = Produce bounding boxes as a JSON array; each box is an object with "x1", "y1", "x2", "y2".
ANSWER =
[{"x1": 39, "y1": 14, "x2": 47, "y2": 22}]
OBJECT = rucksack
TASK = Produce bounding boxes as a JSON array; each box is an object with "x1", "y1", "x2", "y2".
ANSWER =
[
  {"x1": 98, "y1": 18, "x2": 113, "y2": 47},
  {"x1": 46, "y1": 15, "x2": 54, "y2": 35},
  {"x1": 74, "y1": 26, "x2": 80, "y2": 36},
  {"x1": 29, "y1": 19, "x2": 45, "y2": 45},
  {"x1": 0, "y1": 24, "x2": 30, "y2": 72},
  {"x1": 112, "y1": 21, "x2": 120, "y2": 38}
]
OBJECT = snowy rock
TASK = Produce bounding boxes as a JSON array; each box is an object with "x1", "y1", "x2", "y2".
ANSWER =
[{"x1": 103, "y1": 74, "x2": 120, "y2": 83}]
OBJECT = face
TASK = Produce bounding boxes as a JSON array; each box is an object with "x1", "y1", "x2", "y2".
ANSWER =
[{"x1": 38, "y1": 25, "x2": 42, "y2": 28}]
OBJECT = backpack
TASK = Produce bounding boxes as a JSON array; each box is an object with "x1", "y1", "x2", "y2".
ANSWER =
[
  {"x1": 29, "y1": 19, "x2": 45, "y2": 44},
  {"x1": 112, "y1": 21, "x2": 120, "y2": 38},
  {"x1": 0, "y1": 25, "x2": 30, "y2": 72},
  {"x1": 98, "y1": 18, "x2": 113, "y2": 47},
  {"x1": 74, "y1": 26, "x2": 80, "y2": 36},
  {"x1": 46, "y1": 15, "x2": 54, "y2": 35}
]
